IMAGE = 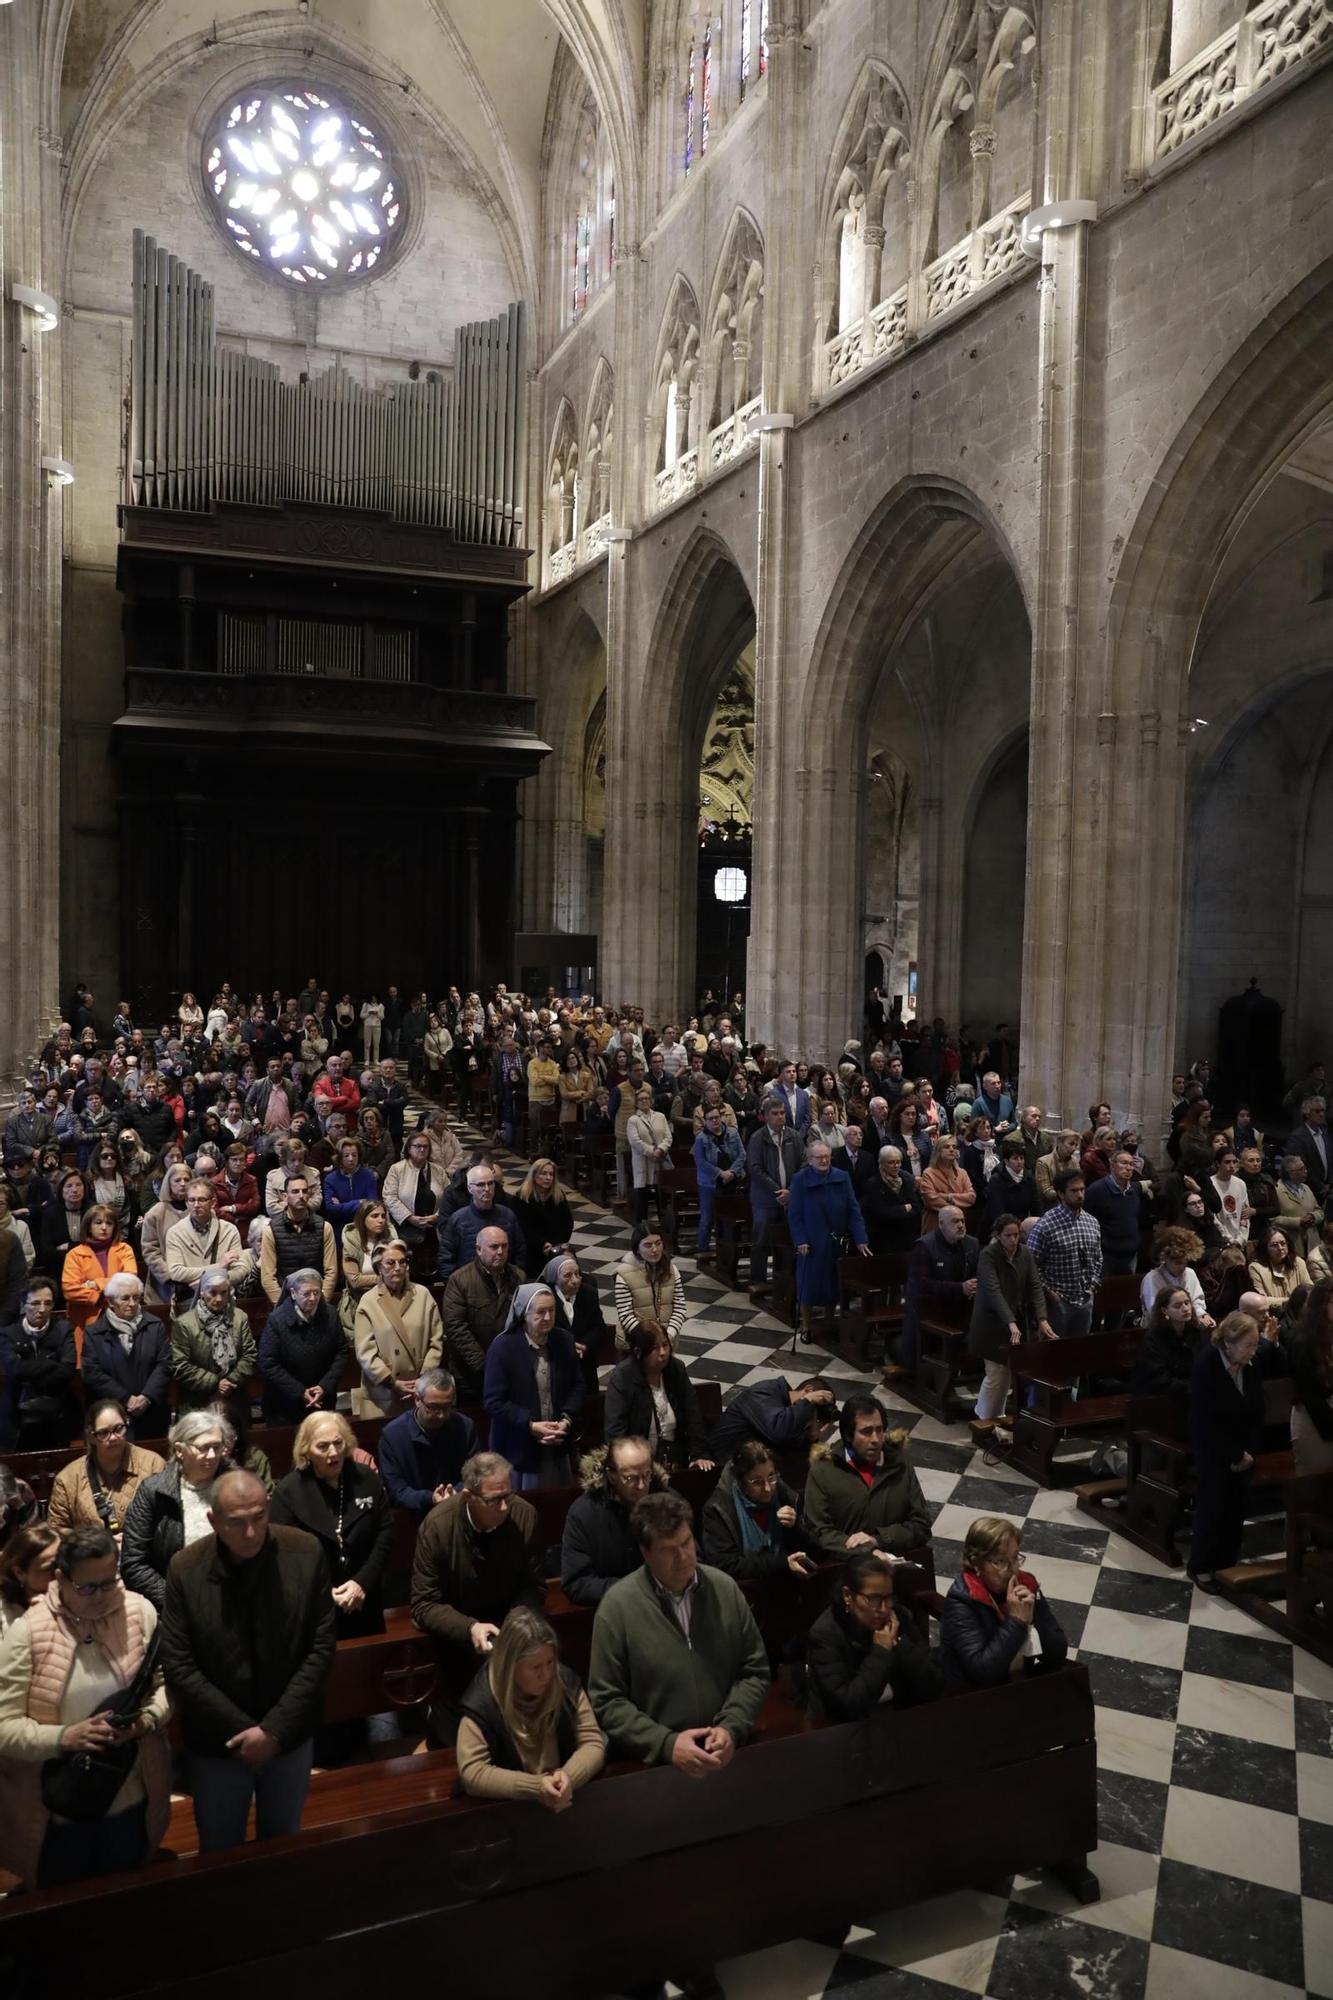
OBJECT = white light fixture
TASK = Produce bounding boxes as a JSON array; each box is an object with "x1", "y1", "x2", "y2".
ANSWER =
[
  {"x1": 41, "y1": 456, "x2": 75, "y2": 486},
  {"x1": 10, "y1": 282, "x2": 59, "y2": 331},
  {"x1": 745, "y1": 411, "x2": 795, "y2": 435},
  {"x1": 604, "y1": 526, "x2": 633, "y2": 542},
  {"x1": 714, "y1": 865, "x2": 747, "y2": 904},
  {"x1": 1020, "y1": 198, "x2": 1098, "y2": 258}
]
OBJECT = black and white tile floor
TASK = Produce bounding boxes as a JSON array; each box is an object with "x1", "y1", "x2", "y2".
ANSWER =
[{"x1": 461, "y1": 1121, "x2": 1331, "y2": 1998}]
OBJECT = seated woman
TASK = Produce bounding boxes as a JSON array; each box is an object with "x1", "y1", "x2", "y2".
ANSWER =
[
  {"x1": 121, "y1": 1407, "x2": 237, "y2": 1610},
  {"x1": 1131, "y1": 1285, "x2": 1202, "y2": 1421},
  {"x1": 543, "y1": 1252, "x2": 610, "y2": 1392},
  {"x1": 0, "y1": 1521, "x2": 61, "y2": 1636},
  {"x1": 257, "y1": 1266, "x2": 348, "y2": 1426},
  {"x1": 270, "y1": 1411, "x2": 392, "y2": 1637},
  {"x1": 0, "y1": 1524, "x2": 172, "y2": 1890},
  {"x1": 456, "y1": 1604, "x2": 605, "y2": 1807},
  {"x1": 604, "y1": 1321, "x2": 714, "y2": 1473},
  {"x1": 702, "y1": 1441, "x2": 818, "y2": 1581},
  {"x1": 613, "y1": 1225, "x2": 687, "y2": 1352},
  {"x1": 805, "y1": 1550, "x2": 944, "y2": 1721},
  {"x1": 939, "y1": 1515, "x2": 1068, "y2": 1688},
  {"x1": 169, "y1": 1264, "x2": 257, "y2": 1423},
  {"x1": 45, "y1": 1399, "x2": 165, "y2": 1537},
  {"x1": 1249, "y1": 1224, "x2": 1313, "y2": 1306},
  {"x1": 1140, "y1": 1224, "x2": 1214, "y2": 1327},
  {"x1": 512, "y1": 1159, "x2": 574, "y2": 1276}
]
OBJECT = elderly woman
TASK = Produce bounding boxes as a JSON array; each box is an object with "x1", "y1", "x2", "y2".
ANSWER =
[
  {"x1": 139, "y1": 1160, "x2": 193, "y2": 1302},
  {"x1": 968, "y1": 1213, "x2": 1055, "y2": 1439},
  {"x1": 512, "y1": 1158, "x2": 574, "y2": 1275},
  {"x1": 352, "y1": 1236, "x2": 444, "y2": 1416},
  {"x1": 939, "y1": 1515, "x2": 1069, "y2": 1688},
  {"x1": 46, "y1": 1400, "x2": 165, "y2": 1537},
  {"x1": 1188, "y1": 1311, "x2": 1265, "y2": 1589},
  {"x1": 270, "y1": 1411, "x2": 392, "y2": 1637},
  {"x1": 613, "y1": 1225, "x2": 687, "y2": 1351},
  {"x1": 257, "y1": 1267, "x2": 348, "y2": 1425},
  {"x1": 81, "y1": 1272, "x2": 172, "y2": 1439},
  {"x1": 169, "y1": 1265, "x2": 258, "y2": 1420},
  {"x1": 604, "y1": 1321, "x2": 713, "y2": 1472},
  {"x1": 121, "y1": 1408, "x2": 237, "y2": 1609},
  {"x1": 788, "y1": 1137, "x2": 871, "y2": 1346},
  {"x1": 543, "y1": 1252, "x2": 609, "y2": 1391},
  {"x1": 0, "y1": 1521, "x2": 62, "y2": 1636},
  {"x1": 1140, "y1": 1224, "x2": 1214, "y2": 1327},
  {"x1": 355, "y1": 1103, "x2": 395, "y2": 1182},
  {"x1": 483, "y1": 1283, "x2": 584, "y2": 1488},
  {"x1": 626, "y1": 1087, "x2": 673, "y2": 1225},
  {"x1": 383, "y1": 1129, "x2": 448, "y2": 1247},
  {"x1": 457, "y1": 1605, "x2": 605, "y2": 1806},
  {"x1": 0, "y1": 1525, "x2": 172, "y2": 1888}
]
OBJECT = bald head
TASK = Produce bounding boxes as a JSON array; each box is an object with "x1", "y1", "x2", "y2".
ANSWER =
[{"x1": 209, "y1": 1469, "x2": 270, "y2": 1562}]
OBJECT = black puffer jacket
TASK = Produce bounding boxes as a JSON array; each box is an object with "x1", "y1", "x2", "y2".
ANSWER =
[
  {"x1": 558, "y1": 1445, "x2": 671, "y2": 1605},
  {"x1": 805, "y1": 1599, "x2": 944, "y2": 1720},
  {"x1": 122, "y1": 1457, "x2": 235, "y2": 1611},
  {"x1": 257, "y1": 1294, "x2": 348, "y2": 1424}
]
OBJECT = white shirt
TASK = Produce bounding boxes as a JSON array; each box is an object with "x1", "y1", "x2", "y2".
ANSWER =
[
  {"x1": 1141, "y1": 1264, "x2": 1207, "y2": 1321},
  {"x1": 1210, "y1": 1173, "x2": 1250, "y2": 1247}
]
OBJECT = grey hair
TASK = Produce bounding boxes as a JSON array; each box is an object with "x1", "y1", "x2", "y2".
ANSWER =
[
  {"x1": 461, "y1": 1450, "x2": 512, "y2": 1492},
  {"x1": 103, "y1": 1272, "x2": 143, "y2": 1304},
  {"x1": 466, "y1": 1165, "x2": 493, "y2": 1189},
  {"x1": 416, "y1": 1367, "x2": 456, "y2": 1396},
  {"x1": 805, "y1": 1137, "x2": 832, "y2": 1160},
  {"x1": 879, "y1": 1145, "x2": 902, "y2": 1166},
  {"x1": 1282, "y1": 1154, "x2": 1304, "y2": 1174},
  {"x1": 285, "y1": 1266, "x2": 324, "y2": 1293},
  {"x1": 197, "y1": 1264, "x2": 232, "y2": 1292},
  {"x1": 1302, "y1": 1096, "x2": 1326, "y2": 1118},
  {"x1": 169, "y1": 1407, "x2": 235, "y2": 1453}
]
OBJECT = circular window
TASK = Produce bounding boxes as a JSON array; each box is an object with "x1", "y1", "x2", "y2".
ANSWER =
[
  {"x1": 714, "y1": 866, "x2": 748, "y2": 905},
  {"x1": 203, "y1": 85, "x2": 403, "y2": 285}
]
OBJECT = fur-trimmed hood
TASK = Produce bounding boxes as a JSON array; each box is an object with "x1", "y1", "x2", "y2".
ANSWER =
[{"x1": 578, "y1": 1442, "x2": 673, "y2": 1497}]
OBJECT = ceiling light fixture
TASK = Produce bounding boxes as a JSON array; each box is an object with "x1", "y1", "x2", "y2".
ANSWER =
[
  {"x1": 41, "y1": 456, "x2": 75, "y2": 486},
  {"x1": 1021, "y1": 199, "x2": 1098, "y2": 258},
  {"x1": 10, "y1": 282, "x2": 60, "y2": 331}
]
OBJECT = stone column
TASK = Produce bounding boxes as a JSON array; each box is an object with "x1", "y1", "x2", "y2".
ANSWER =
[{"x1": 0, "y1": 10, "x2": 63, "y2": 1096}]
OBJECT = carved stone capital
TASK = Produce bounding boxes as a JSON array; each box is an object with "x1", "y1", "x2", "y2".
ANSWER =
[{"x1": 969, "y1": 126, "x2": 997, "y2": 159}]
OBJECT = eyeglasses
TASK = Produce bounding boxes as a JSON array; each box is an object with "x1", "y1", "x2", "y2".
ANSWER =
[
  {"x1": 70, "y1": 1576, "x2": 119, "y2": 1598},
  {"x1": 93, "y1": 1423, "x2": 127, "y2": 1441}
]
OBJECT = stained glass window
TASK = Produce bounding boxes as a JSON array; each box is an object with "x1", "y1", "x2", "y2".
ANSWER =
[
  {"x1": 575, "y1": 207, "x2": 592, "y2": 318},
  {"x1": 759, "y1": 0, "x2": 769, "y2": 77},
  {"x1": 740, "y1": 0, "x2": 753, "y2": 97},
  {"x1": 685, "y1": 38, "x2": 697, "y2": 175},
  {"x1": 203, "y1": 86, "x2": 403, "y2": 284},
  {"x1": 701, "y1": 23, "x2": 713, "y2": 155},
  {"x1": 607, "y1": 180, "x2": 616, "y2": 267}
]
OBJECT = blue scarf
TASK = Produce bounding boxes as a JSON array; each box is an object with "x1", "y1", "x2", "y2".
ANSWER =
[{"x1": 732, "y1": 1485, "x2": 779, "y2": 1553}]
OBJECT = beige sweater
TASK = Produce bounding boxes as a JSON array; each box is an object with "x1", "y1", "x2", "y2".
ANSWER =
[{"x1": 455, "y1": 1687, "x2": 605, "y2": 1802}]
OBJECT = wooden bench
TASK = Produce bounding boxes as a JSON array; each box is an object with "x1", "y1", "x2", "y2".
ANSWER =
[
  {"x1": 1207, "y1": 1469, "x2": 1333, "y2": 1666},
  {"x1": 892, "y1": 1301, "x2": 975, "y2": 1422},
  {"x1": 0, "y1": 1665, "x2": 1098, "y2": 1999},
  {"x1": 1005, "y1": 1325, "x2": 1147, "y2": 1486},
  {"x1": 1096, "y1": 1378, "x2": 1296, "y2": 1568},
  {"x1": 836, "y1": 1252, "x2": 909, "y2": 1371}
]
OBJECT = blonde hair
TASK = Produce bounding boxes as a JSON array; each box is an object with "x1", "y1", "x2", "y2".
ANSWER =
[
  {"x1": 516, "y1": 1158, "x2": 571, "y2": 1204},
  {"x1": 291, "y1": 1409, "x2": 358, "y2": 1469},
  {"x1": 486, "y1": 1605, "x2": 570, "y2": 1754},
  {"x1": 1212, "y1": 1310, "x2": 1257, "y2": 1354},
  {"x1": 962, "y1": 1514, "x2": 1021, "y2": 1573}
]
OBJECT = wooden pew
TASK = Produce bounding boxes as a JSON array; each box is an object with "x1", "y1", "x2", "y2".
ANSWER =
[
  {"x1": 896, "y1": 1302, "x2": 975, "y2": 1422},
  {"x1": 836, "y1": 1252, "x2": 909, "y2": 1371},
  {"x1": 1099, "y1": 1377, "x2": 1296, "y2": 1568},
  {"x1": 1005, "y1": 1324, "x2": 1146, "y2": 1486},
  {"x1": 0, "y1": 1665, "x2": 1098, "y2": 2000}
]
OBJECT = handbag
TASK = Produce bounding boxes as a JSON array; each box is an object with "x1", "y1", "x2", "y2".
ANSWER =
[{"x1": 40, "y1": 1626, "x2": 160, "y2": 1824}]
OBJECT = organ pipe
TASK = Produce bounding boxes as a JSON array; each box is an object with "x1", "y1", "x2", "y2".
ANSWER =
[{"x1": 127, "y1": 229, "x2": 528, "y2": 545}]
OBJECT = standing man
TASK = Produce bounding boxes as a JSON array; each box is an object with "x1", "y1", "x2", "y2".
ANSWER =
[
  {"x1": 1287, "y1": 1096, "x2": 1329, "y2": 1206},
  {"x1": 160, "y1": 1469, "x2": 336, "y2": 1852},
  {"x1": 774, "y1": 1062, "x2": 812, "y2": 1137},
  {"x1": 900, "y1": 1204, "x2": 979, "y2": 1373},
  {"x1": 745, "y1": 1097, "x2": 805, "y2": 1294},
  {"x1": 693, "y1": 1102, "x2": 746, "y2": 1258},
  {"x1": 435, "y1": 1166, "x2": 521, "y2": 1283},
  {"x1": 1084, "y1": 1148, "x2": 1143, "y2": 1277},
  {"x1": 1027, "y1": 1170, "x2": 1103, "y2": 1336},
  {"x1": 972, "y1": 1071, "x2": 1016, "y2": 1136}
]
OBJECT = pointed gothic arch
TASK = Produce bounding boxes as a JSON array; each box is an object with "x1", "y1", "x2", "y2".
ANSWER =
[{"x1": 703, "y1": 210, "x2": 765, "y2": 429}]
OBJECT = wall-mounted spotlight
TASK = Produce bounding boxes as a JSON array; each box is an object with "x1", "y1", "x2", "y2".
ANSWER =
[
  {"x1": 1021, "y1": 200, "x2": 1099, "y2": 258},
  {"x1": 41, "y1": 456, "x2": 75, "y2": 486},
  {"x1": 745, "y1": 411, "x2": 795, "y2": 435},
  {"x1": 10, "y1": 283, "x2": 60, "y2": 331}
]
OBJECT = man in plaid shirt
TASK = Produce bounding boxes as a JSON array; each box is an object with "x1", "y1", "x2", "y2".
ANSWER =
[{"x1": 1027, "y1": 1169, "x2": 1103, "y2": 1336}]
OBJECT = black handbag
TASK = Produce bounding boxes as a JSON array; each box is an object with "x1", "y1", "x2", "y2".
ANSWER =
[{"x1": 40, "y1": 1627, "x2": 160, "y2": 1824}]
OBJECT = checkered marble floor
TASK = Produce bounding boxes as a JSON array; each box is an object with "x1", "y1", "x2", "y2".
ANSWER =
[{"x1": 448, "y1": 1111, "x2": 1332, "y2": 1999}]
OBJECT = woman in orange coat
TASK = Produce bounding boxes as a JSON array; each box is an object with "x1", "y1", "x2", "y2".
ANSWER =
[
  {"x1": 61, "y1": 1204, "x2": 138, "y2": 1362},
  {"x1": 918, "y1": 1134, "x2": 978, "y2": 1233}
]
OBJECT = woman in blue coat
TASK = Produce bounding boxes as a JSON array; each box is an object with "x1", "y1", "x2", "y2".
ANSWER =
[
  {"x1": 483, "y1": 1282, "x2": 585, "y2": 1490},
  {"x1": 787, "y1": 1138, "x2": 870, "y2": 1345}
]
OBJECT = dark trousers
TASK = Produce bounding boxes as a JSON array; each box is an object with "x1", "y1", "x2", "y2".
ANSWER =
[
  {"x1": 749, "y1": 1213, "x2": 777, "y2": 1285},
  {"x1": 37, "y1": 1800, "x2": 148, "y2": 1887},
  {"x1": 1049, "y1": 1299, "x2": 1093, "y2": 1339},
  {"x1": 1190, "y1": 1463, "x2": 1250, "y2": 1574}
]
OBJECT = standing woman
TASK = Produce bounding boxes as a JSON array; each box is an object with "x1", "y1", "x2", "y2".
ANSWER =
[
  {"x1": 351, "y1": 1237, "x2": 444, "y2": 1416},
  {"x1": 613, "y1": 1226, "x2": 687, "y2": 1351},
  {"x1": 422, "y1": 1013, "x2": 454, "y2": 1097},
  {"x1": 177, "y1": 991, "x2": 205, "y2": 1036},
  {"x1": 557, "y1": 1047, "x2": 596, "y2": 1133},
  {"x1": 512, "y1": 1159, "x2": 574, "y2": 1275},
  {"x1": 340, "y1": 1197, "x2": 393, "y2": 1337},
  {"x1": 323, "y1": 1137, "x2": 378, "y2": 1247},
  {"x1": 889, "y1": 1096, "x2": 932, "y2": 1180},
  {"x1": 61, "y1": 1204, "x2": 138, "y2": 1358},
  {"x1": 360, "y1": 994, "x2": 385, "y2": 1066},
  {"x1": 542, "y1": 1253, "x2": 610, "y2": 1391},
  {"x1": 968, "y1": 1214, "x2": 1055, "y2": 1440},
  {"x1": 626, "y1": 1087, "x2": 673, "y2": 1225},
  {"x1": 0, "y1": 1525, "x2": 172, "y2": 1889},
  {"x1": 918, "y1": 1133, "x2": 978, "y2": 1230},
  {"x1": 45, "y1": 1401, "x2": 165, "y2": 1537},
  {"x1": 121, "y1": 1409, "x2": 237, "y2": 1610},
  {"x1": 270, "y1": 1411, "x2": 392, "y2": 1637},
  {"x1": 1288, "y1": 1279, "x2": 1333, "y2": 1476},
  {"x1": 788, "y1": 1138, "x2": 870, "y2": 1347},
  {"x1": 1188, "y1": 1311, "x2": 1264, "y2": 1591}
]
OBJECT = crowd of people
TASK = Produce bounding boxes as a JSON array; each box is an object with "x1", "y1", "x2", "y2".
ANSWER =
[{"x1": 0, "y1": 977, "x2": 1329, "y2": 1983}]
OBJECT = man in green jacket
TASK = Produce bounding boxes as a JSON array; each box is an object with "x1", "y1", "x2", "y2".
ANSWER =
[
  {"x1": 588, "y1": 1489, "x2": 769, "y2": 1774},
  {"x1": 801, "y1": 1395, "x2": 932, "y2": 1559}
]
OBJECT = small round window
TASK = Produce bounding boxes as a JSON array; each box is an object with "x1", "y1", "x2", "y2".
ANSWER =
[{"x1": 203, "y1": 84, "x2": 403, "y2": 285}]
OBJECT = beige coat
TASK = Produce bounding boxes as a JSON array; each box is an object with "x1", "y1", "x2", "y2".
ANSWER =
[
  {"x1": 352, "y1": 1280, "x2": 445, "y2": 1415},
  {"x1": 164, "y1": 1211, "x2": 253, "y2": 1286}
]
